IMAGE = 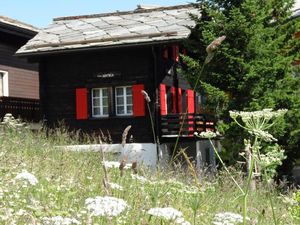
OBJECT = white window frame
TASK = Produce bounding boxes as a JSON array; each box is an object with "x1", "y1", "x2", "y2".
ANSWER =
[
  {"x1": 91, "y1": 88, "x2": 109, "y2": 118},
  {"x1": 115, "y1": 86, "x2": 133, "y2": 116},
  {"x1": 0, "y1": 70, "x2": 9, "y2": 97}
]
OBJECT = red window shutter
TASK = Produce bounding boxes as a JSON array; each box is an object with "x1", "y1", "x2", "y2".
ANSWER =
[
  {"x1": 76, "y1": 88, "x2": 88, "y2": 120},
  {"x1": 187, "y1": 89, "x2": 195, "y2": 136},
  {"x1": 171, "y1": 87, "x2": 176, "y2": 114},
  {"x1": 172, "y1": 45, "x2": 179, "y2": 62},
  {"x1": 187, "y1": 89, "x2": 195, "y2": 114},
  {"x1": 160, "y1": 84, "x2": 167, "y2": 115},
  {"x1": 178, "y1": 88, "x2": 182, "y2": 113},
  {"x1": 132, "y1": 84, "x2": 145, "y2": 117}
]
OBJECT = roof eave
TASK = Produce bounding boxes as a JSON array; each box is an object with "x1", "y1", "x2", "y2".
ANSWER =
[
  {"x1": 16, "y1": 38, "x2": 187, "y2": 57},
  {"x1": 0, "y1": 21, "x2": 38, "y2": 39}
]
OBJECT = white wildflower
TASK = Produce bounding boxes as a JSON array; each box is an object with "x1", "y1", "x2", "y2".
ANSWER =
[
  {"x1": 229, "y1": 109, "x2": 287, "y2": 122},
  {"x1": 103, "y1": 161, "x2": 131, "y2": 169},
  {"x1": 85, "y1": 196, "x2": 128, "y2": 217},
  {"x1": 249, "y1": 129, "x2": 277, "y2": 142},
  {"x1": 213, "y1": 212, "x2": 249, "y2": 225},
  {"x1": 108, "y1": 182, "x2": 123, "y2": 191},
  {"x1": 43, "y1": 216, "x2": 81, "y2": 225},
  {"x1": 15, "y1": 170, "x2": 38, "y2": 186},
  {"x1": 175, "y1": 217, "x2": 191, "y2": 225},
  {"x1": 16, "y1": 209, "x2": 26, "y2": 216},
  {"x1": 196, "y1": 131, "x2": 217, "y2": 139},
  {"x1": 131, "y1": 174, "x2": 149, "y2": 183},
  {"x1": 147, "y1": 207, "x2": 183, "y2": 220}
]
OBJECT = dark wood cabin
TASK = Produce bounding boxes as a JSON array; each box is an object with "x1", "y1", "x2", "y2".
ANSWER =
[
  {"x1": 17, "y1": 4, "x2": 215, "y2": 148},
  {"x1": 0, "y1": 16, "x2": 40, "y2": 121}
]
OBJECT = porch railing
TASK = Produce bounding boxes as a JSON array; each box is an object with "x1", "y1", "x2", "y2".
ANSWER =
[
  {"x1": 160, "y1": 113, "x2": 216, "y2": 137},
  {"x1": 0, "y1": 97, "x2": 41, "y2": 122}
]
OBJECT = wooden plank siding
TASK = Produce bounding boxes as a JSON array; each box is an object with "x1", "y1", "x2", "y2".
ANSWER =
[
  {"x1": 0, "y1": 32, "x2": 39, "y2": 100},
  {"x1": 39, "y1": 46, "x2": 157, "y2": 143},
  {"x1": 0, "y1": 64, "x2": 39, "y2": 99}
]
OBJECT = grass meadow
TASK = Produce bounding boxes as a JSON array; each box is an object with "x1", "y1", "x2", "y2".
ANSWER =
[{"x1": 0, "y1": 125, "x2": 298, "y2": 225}]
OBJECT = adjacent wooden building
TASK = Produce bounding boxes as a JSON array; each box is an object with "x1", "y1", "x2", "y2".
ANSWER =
[
  {"x1": 17, "y1": 4, "x2": 217, "y2": 167},
  {"x1": 0, "y1": 16, "x2": 40, "y2": 120}
]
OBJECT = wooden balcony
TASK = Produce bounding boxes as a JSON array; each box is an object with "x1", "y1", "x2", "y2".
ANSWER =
[
  {"x1": 0, "y1": 97, "x2": 41, "y2": 122},
  {"x1": 160, "y1": 113, "x2": 216, "y2": 138}
]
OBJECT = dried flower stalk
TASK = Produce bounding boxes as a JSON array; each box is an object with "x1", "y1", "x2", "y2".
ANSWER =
[
  {"x1": 205, "y1": 35, "x2": 226, "y2": 64},
  {"x1": 131, "y1": 161, "x2": 138, "y2": 174},
  {"x1": 121, "y1": 125, "x2": 132, "y2": 147},
  {"x1": 141, "y1": 90, "x2": 151, "y2": 103}
]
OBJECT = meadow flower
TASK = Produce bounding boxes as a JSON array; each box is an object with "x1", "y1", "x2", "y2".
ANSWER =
[
  {"x1": 103, "y1": 161, "x2": 131, "y2": 169},
  {"x1": 195, "y1": 131, "x2": 217, "y2": 139},
  {"x1": 249, "y1": 129, "x2": 277, "y2": 142},
  {"x1": 147, "y1": 207, "x2": 183, "y2": 220},
  {"x1": 15, "y1": 170, "x2": 38, "y2": 186},
  {"x1": 108, "y1": 182, "x2": 123, "y2": 190},
  {"x1": 16, "y1": 209, "x2": 26, "y2": 216},
  {"x1": 85, "y1": 196, "x2": 128, "y2": 217},
  {"x1": 131, "y1": 174, "x2": 149, "y2": 183},
  {"x1": 43, "y1": 216, "x2": 81, "y2": 225},
  {"x1": 213, "y1": 212, "x2": 249, "y2": 225}
]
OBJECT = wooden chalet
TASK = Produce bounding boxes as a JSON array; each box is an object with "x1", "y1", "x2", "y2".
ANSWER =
[
  {"x1": 17, "y1": 4, "x2": 217, "y2": 167},
  {"x1": 0, "y1": 16, "x2": 40, "y2": 121}
]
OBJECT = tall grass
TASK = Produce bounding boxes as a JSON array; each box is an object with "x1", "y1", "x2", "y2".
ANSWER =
[{"x1": 0, "y1": 126, "x2": 296, "y2": 224}]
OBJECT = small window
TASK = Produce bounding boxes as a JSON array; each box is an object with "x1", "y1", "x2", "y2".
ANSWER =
[
  {"x1": 0, "y1": 71, "x2": 8, "y2": 97},
  {"x1": 115, "y1": 86, "x2": 133, "y2": 116},
  {"x1": 91, "y1": 88, "x2": 109, "y2": 117}
]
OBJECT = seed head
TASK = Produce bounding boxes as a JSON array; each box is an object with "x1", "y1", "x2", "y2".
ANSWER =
[
  {"x1": 131, "y1": 161, "x2": 138, "y2": 174},
  {"x1": 205, "y1": 35, "x2": 226, "y2": 64},
  {"x1": 141, "y1": 90, "x2": 151, "y2": 103},
  {"x1": 121, "y1": 125, "x2": 131, "y2": 147}
]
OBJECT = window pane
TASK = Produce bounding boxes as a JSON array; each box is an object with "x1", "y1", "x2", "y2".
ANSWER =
[
  {"x1": 116, "y1": 87, "x2": 123, "y2": 96},
  {"x1": 103, "y1": 107, "x2": 109, "y2": 115},
  {"x1": 116, "y1": 96, "x2": 124, "y2": 105},
  {"x1": 126, "y1": 96, "x2": 132, "y2": 104},
  {"x1": 93, "y1": 89, "x2": 100, "y2": 97},
  {"x1": 93, "y1": 108, "x2": 100, "y2": 116},
  {"x1": 117, "y1": 106, "x2": 124, "y2": 114},
  {"x1": 93, "y1": 99, "x2": 100, "y2": 107},
  {"x1": 102, "y1": 97, "x2": 108, "y2": 106},
  {"x1": 126, "y1": 87, "x2": 132, "y2": 95},
  {"x1": 127, "y1": 105, "x2": 133, "y2": 114},
  {"x1": 102, "y1": 88, "x2": 108, "y2": 97}
]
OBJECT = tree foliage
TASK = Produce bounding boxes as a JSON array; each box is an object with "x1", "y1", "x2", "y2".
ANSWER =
[{"x1": 184, "y1": 0, "x2": 300, "y2": 170}]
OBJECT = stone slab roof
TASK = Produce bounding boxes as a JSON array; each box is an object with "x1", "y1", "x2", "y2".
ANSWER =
[
  {"x1": 0, "y1": 16, "x2": 39, "y2": 33},
  {"x1": 17, "y1": 4, "x2": 199, "y2": 55}
]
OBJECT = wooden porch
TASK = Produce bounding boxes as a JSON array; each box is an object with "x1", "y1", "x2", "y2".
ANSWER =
[
  {"x1": 160, "y1": 113, "x2": 216, "y2": 138},
  {"x1": 0, "y1": 97, "x2": 41, "y2": 122}
]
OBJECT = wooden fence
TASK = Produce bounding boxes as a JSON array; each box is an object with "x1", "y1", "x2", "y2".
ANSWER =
[{"x1": 0, "y1": 97, "x2": 41, "y2": 122}]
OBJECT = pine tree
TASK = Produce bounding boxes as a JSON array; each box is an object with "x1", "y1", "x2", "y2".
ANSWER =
[{"x1": 184, "y1": 0, "x2": 300, "y2": 169}]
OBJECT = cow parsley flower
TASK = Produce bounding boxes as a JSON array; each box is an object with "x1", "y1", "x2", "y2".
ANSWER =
[
  {"x1": 213, "y1": 212, "x2": 249, "y2": 225},
  {"x1": 85, "y1": 196, "x2": 128, "y2": 217},
  {"x1": 194, "y1": 131, "x2": 217, "y2": 139},
  {"x1": 15, "y1": 170, "x2": 38, "y2": 186},
  {"x1": 43, "y1": 216, "x2": 81, "y2": 225},
  {"x1": 249, "y1": 129, "x2": 277, "y2": 142},
  {"x1": 147, "y1": 207, "x2": 183, "y2": 220},
  {"x1": 147, "y1": 207, "x2": 191, "y2": 224}
]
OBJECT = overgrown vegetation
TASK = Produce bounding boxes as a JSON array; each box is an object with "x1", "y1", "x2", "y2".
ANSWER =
[{"x1": 0, "y1": 117, "x2": 298, "y2": 224}]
